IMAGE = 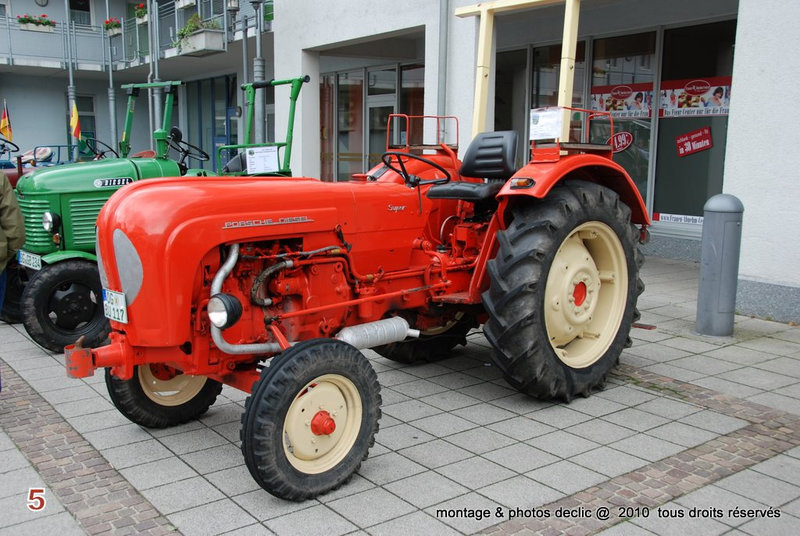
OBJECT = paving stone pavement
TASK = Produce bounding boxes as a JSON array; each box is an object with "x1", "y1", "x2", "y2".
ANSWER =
[{"x1": 1, "y1": 256, "x2": 799, "y2": 536}]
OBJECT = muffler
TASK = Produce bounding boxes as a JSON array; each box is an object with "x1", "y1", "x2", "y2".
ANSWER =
[{"x1": 335, "y1": 317, "x2": 420, "y2": 349}]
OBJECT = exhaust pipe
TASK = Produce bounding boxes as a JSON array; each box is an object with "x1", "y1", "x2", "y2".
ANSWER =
[{"x1": 335, "y1": 317, "x2": 420, "y2": 349}]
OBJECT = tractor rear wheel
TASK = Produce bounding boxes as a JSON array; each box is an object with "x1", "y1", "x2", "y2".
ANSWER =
[
  {"x1": 482, "y1": 180, "x2": 644, "y2": 401},
  {"x1": 241, "y1": 339, "x2": 381, "y2": 501},
  {"x1": 373, "y1": 312, "x2": 476, "y2": 364},
  {"x1": 21, "y1": 260, "x2": 110, "y2": 353},
  {"x1": 106, "y1": 365, "x2": 222, "y2": 428}
]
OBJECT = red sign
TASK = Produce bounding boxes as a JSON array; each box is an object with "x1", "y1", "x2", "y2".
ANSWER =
[
  {"x1": 676, "y1": 127, "x2": 713, "y2": 157},
  {"x1": 608, "y1": 131, "x2": 633, "y2": 153}
]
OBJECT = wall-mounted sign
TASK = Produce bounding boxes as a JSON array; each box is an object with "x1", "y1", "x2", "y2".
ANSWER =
[
  {"x1": 660, "y1": 77, "x2": 731, "y2": 117},
  {"x1": 590, "y1": 83, "x2": 653, "y2": 118},
  {"x1": 608, "y1": 131, "x2": 634, "y2": 153},
  {"x1": 676, "y1": 127, "x2": 713, "y2": 157}
]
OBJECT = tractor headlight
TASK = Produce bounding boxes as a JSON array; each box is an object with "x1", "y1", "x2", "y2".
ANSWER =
[
  {"x1": 208, "y1": 293, "x2": 243, "y2": 330},
  {"x1": 42, "y1": 212, "x2": 61, "y2": 233}
]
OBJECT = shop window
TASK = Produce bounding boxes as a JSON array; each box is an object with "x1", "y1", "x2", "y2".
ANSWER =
[
  {"x1": 336, "y1": 71, "x2": 364, "y2": 181},
  {"x1": 495, "y1": 49, "x2": 529, "y2": 167},
  {"x1": 531, "y1": 43, "x2": 586, "y2": 143},
  {"x1": 653, "y1": 20, "x2": 736, "y2": 221},
  {"x1": 320, "y1": 74, "x2": 335, "y2": 181},
  {"x1": 589, "y1": 32, "x2": 656, "y2": 201}
]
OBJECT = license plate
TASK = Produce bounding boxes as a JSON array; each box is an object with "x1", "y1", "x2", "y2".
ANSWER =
[
  {"x1": 102, "y1": 289, "x2": 128, "y2": 324},
  {"x1": 17, "y1": 250, "x2": 42, "y2": 270}
]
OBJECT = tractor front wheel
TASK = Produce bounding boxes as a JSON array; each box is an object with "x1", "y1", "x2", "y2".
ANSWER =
[
  {"x1": 241, "y1": 339, "x2": 381, "y2": 501},
  {"x1": 482, "y1": 180, "x2": 644, "y2": 401},
  {"x1": 21, "y1": 260, "x2": 110, "y2": 353},
  {"x1": 106, "y1": 365, "x2": 222, "y2": 428}
]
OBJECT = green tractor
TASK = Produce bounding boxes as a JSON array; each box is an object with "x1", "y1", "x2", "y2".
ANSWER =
[
  {"x1": 10, "y1": 81, "x2": 204, "y2": 351},
  {"x1": 10, "y1": 76, "x2": 307, "y2": 353}
]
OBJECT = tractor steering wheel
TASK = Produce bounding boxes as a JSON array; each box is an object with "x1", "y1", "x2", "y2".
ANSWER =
[
  {"x1": 84, "y1": 138, "x2": 119, "y2": 159},
  {"x1": 381, "y1": 152, "x2": 451, "y2": 187},
  {"x1": 168, "y1": 136, "x2": 210, "y2": 164},
  {"x1": 0, "y1": 136, "x2": 19, "y2": 155}
]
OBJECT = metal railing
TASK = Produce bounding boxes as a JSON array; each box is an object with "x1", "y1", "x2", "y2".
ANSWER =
[{"x1": 0, "y1": 0, "x2": 272, "y2": 70}]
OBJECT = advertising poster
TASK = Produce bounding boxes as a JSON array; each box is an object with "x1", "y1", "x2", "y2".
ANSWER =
[
  {"x1": 589, "y1": 83, "x2": 654, "y2": 118},
  {"x1": 660, "y1": 77, "x2": 731, "y2": 117}
]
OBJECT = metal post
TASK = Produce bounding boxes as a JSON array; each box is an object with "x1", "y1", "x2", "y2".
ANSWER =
[
  {"x1": 252, "y1": 0, "x2": 265, "y2": 143},
  {"x1": 105, "y1": 0, "x2": 118, "y2": 144},
  {"x1": 696, "y1": 194, "x2": 745, "y2": 336}
]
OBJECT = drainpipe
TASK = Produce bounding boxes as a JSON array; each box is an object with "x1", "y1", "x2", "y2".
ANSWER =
[
  {"x1": 64, "y1": 0, "x2": 77, "y2": 156},
  {"x1": 105, "y1": 0, "x2": 118, "y2": 144},
  {"x1": 437, "y1": 0, "x2": 450, "y2": 116},
  {"x1": 151, "y1": 0, "x2": 163, "y2": 132},
  {"x1": 252, "y1": 0, "x2": 265, "y2": 143}
]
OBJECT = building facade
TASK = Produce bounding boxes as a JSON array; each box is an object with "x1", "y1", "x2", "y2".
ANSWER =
[{"x1": 2, "y1": 0, "x2": 798, "y2": 322}]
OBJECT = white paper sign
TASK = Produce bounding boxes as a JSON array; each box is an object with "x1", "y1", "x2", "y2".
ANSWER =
[
  {"x1": 529, "y1": 108, "x2": 563, "y2": 141},
  {"x1": 245, "y1": 146, "x2": 280, "y2": 174}
]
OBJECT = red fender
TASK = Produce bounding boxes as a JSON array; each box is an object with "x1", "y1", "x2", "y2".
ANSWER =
[{"x1": 496, "y1": 154, "x2": 651, "y2": 226}]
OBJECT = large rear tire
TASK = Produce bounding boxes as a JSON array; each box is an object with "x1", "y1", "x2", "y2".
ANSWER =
[
  {"x1": 241, "y1": 339, "x2": 381, "y2": 501},
  {"x1": 482, "y1": 180, "x2": 644, "y2": 401},
  {"x1": 21, "y1": 260, "x2": 110, "y2": 353},
  {"x1": 106, "y1": 365, "x2": 222, "y2": 428}
]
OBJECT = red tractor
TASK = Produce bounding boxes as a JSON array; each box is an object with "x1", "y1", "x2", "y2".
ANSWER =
[{"x1": 66, "y1": 110, "x2": 649, "y2": 500}]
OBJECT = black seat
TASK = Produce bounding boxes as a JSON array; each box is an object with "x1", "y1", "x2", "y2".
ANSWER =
[{"x1": 427, "y1": 130, "x2": 518, "y2": 202}]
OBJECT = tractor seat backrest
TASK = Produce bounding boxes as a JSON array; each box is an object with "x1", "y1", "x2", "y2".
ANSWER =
[
  {"x1": 223, "y1": 153, "x2": 245, "y2": 173},
  {"x1": 460, "y1": 130, "x2": 518, "y2": 181}
]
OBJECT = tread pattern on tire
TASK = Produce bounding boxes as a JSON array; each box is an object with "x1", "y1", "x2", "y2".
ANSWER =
[
  {"x1": 241, "y1": 339, "x2": 381, "y2": 501},
  {"x1": 106, "y1": 367, "x2": 222, "y2": 429},
  {"x1": 482, "y1": 180, "x2": 644, "y2": 401}
]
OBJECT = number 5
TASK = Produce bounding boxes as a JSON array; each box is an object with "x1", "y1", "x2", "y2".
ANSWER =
[{"x1": 27, "y1": 488, "x2": 46, "y2": 511}]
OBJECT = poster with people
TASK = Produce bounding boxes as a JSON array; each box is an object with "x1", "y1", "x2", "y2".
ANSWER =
[
  {"x1": 660, "y1": 77, "x2": 731, "y2": 117},
  {"x1": 590, "y1": 83, "x2": 654, "y2": 118}
]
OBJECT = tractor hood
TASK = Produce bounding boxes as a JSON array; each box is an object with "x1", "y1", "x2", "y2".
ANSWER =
[
  {"x1": 97, "y1": 174, "x2": 433, "y2": 345},
  {"x1": 14, "y1": 158, "x2": 180, "y2": 197}
]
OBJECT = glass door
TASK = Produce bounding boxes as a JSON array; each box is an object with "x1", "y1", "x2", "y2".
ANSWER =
[{"x1": 336, "y1": 71, "x2": 364, "y2": 181}]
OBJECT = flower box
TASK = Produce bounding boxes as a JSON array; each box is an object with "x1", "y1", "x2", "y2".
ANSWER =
[
  {"x1": 19, "y1": 22, "x2": 55, "y2": 33},
  {"x1": 136, "y1": 14, "x2": 148, "y2": 24},
  {"x1": 176, "y1": 0, "x2": 197, "y2": 9},
  {"x1": 179, "y1": 29, "x2": 225, "y2": 57},
  {"x1": 106, "y1": 27, "x2": 122, "y2": 37}
]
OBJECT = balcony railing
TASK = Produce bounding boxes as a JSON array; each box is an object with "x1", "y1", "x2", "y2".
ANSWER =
[{"x1": 0, "y1": 0, "x2": 272, "y2": 70}]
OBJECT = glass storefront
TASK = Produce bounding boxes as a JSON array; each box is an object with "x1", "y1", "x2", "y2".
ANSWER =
[
  {"x1": 320, "y1": 64, "x2": 425, "y2": 182},
  {"x1": 493, "y1": 19, "x2": 736, "y2": 232},
  {"x1": 654, "y1": 20, "x2": 736, "y2": 221}
]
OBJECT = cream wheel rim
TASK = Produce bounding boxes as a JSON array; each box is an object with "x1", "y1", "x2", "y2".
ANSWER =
[
  {"x1": 544, "y1": 221, "x2": 628, "y2": 368},
  {"x1": 138, "y1": 365, "x2": 207, "y2": 406},
  {"x1": 283, "y1": 374, "x2": 362, "y2": 474}
]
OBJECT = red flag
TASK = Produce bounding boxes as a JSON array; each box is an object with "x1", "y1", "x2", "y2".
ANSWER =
[{"x1": 0, "y1": 100, "x2": 11, "y2": 141}]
